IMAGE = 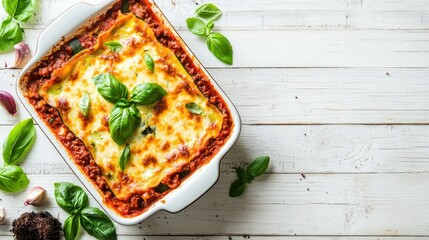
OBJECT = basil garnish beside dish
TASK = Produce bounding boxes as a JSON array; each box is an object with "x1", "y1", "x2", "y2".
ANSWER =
[
  {"x1": 54, "y1": 182, "x2": 117, "y2": 240},
  {"x1": 0, "y1": 0, "x2": 36, "y2": 51},
  {"x1": 186, "y1": 3, "x2": 233, "y2": 65},
  {"x1": 93, "y1": 73, "x2": 167, "y2": 170},
  {"x1": 0, "y1": 118, "x2": 35, "y2": 193},
  {"x1": 229, "y1": 156, "x2": 270, "y2": 197}
]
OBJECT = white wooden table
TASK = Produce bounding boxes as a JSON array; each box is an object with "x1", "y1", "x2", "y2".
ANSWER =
[{"x1": 1, "y1": 0, "x2": 429, "y2": 239}]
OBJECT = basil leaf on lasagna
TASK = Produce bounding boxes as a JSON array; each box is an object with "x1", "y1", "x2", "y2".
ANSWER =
[
  {"x1": 119, "y1": 144, "x2": 131, "y2": 171},
  {"x1": 186, "y1": 102, "x2": 203, "y2": 115},
  {"x1": 130, "y1": 83, "x2": 167, "y2": 105},
  {"x1": 104, "y1": 41, "x2": 123, "y2": 52},
  {"x1": 93, "y1": 73, "x2": 128, "y2": 103},
  {"x1": 68, "y1": 38, "x2": 83, "y2": 55},
  {"x1": 109, "y1": 99, "x2": 141, "y2": 145},
  {"x1": 144, "y1": 53, "x2": 154, "y2": 72},
  {"x1": 79, "y1": 93, "x2": 90, "y2": 117}
]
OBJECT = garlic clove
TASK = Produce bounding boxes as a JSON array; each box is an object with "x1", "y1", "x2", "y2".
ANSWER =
[
  {"x1": 0, "y1": 90, "x2": 17, "y2": 116},
  {"x1": 24, "y1": 186, "x2": 47, "y2": 207},
  {"x1": 0, "y1": 207, "x2": 5, "y2": 225},
  {"x1": 12, "y1": 42, "x2": 31, "y2": 69}
]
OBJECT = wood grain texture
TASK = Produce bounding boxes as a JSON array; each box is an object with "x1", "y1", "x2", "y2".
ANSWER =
[
  {"x1": 4, "y1": 68, "x2": 429, "y2": 124},
  {"x1": 1, "y1": 173, "x2": 429, "y2": 236},
  {"x1": 1, "y1": 124, "x2": 429, "y2": 174}
]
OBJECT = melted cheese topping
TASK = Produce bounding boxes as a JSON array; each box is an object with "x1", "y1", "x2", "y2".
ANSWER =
[{"x1": 40, "y1": 14, "x2": 223, "y2": 199}]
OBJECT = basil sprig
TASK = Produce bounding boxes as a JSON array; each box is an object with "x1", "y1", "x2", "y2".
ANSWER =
[
  {"x1": 109, "y1": 99, "x2": 141, "y2": 146},
  {"x1": 0, "y1": 118, "x2": 35, "y2": 193},
  {"x1": 144, "y1": 53, "x2": 155, "y2": 72},
  {"x1": 54, "y1": 182, "x2": 117, "y2": 240},
  {"x1": 93, "y1": 73, "x2": 128, "y2": 103},
  {"x1": 186, "y1": 3, "x2": 233, "y2": 65},
  {"x1": 93, "y1": 73, "x2": 167, "y2": 169},
  {"x1": 229, "y1": 156, "x2": 270, "y2": 197},
  {"x1": 3, "y1": 118, "x2": 35, "y2": 165},
  {"x1": 104, "y1": 41, "x2": 124, "y2": 52},
  {"x1": 0, "y1": 0, "x2": 36, "y2": 51}
]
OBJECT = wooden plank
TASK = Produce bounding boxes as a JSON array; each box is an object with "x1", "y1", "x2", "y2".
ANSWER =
[
  {"x1": 1, "y1": 173, "x2": 429, "y2": 236},
  {"x1": 1, "y1": 29, "x2": 429, "y2": 69},
  {"x1": 2, "y1": 0, "x2": 429, "y2": 30},
  {"x1": 1, "y1": 124, "x2": 429, "y2": 175},
  {"x1": 4, "y1": 68, "x2": 429, "y2": 125}
]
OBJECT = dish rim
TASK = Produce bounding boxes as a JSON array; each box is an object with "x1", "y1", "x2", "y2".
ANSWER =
[{"x1": 15, "y1": 0, "x2": 241, "y2": 225}]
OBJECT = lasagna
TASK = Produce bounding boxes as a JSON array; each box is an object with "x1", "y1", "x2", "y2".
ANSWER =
[{"x1": 20, "y1": 0, "x2": 233, "y2": 217}]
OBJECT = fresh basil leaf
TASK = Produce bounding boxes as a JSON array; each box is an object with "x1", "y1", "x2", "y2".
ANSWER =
[
  {"x1": 64, "y1": 214, "x2": 80, "y2": 240},
  {"x1": 247, "y1": 156, "x2": 270, "y2": 177},
  {"x1": 229, "y1": 179, "x2": 246, "y2": 197},
  {"x1": 119, "y1": 143, "x2": 131, "y2": 171},
  {"x1": 2, "y1": 0, "x2": 18, "y2": 16},
  {"x1": 186, "y1": 17, "x2": 207, "y2": 37},
  {"x1": 68, "y1": 38, "x2": 83, "y2": 55},
  {"x1": 104, "y1": 41, "x2": 123, "y2": 52},
  {"x1": 80, "y1": 207, "x2": 117, "y2": 240},
  {"x1": 93, "y1": 73, "x2": 128, "y2": 103},
  {"x1": 130, "y1": 83, "x2": 167, "y2": 105},
  {"x1": 109, "y1": 99, "x2": 141, "y2": 145},
  {"x1": 79, "y1": 93, "x2": 90, "y2": 117},
  {"x1": 206, "y1": 21, "x2": 214, "y2": 35},
  {"x1": 235, "y1": 167, "x2": 254, "y2": 184},
  {"x1": 206, "y1": 32, "x2": 233, "y2": 65},
  {"x1": 11, "y1": 0, "x2": 36, "y2": 22},
  {"x1": 3, "y1": 118, "x2": 35, "y2": 166},
  {"x1": 0, "y1": 17, "x2": 24, "y2": 52},
  {"x1": 185, "y1": 102, "x2": 203, "y2": 115},
  {"x1": 195, "y1": 3, "x2": 222, "y2": 21},
  {"x1": 54, "y1": 182, "x2": 89, "y2": 214},
  {"x1": 0, "y1": 165, "x2": 29, "y2": 192},
  {"x1": 144, "y1": 53, "x2": 154, "y2": 72}
]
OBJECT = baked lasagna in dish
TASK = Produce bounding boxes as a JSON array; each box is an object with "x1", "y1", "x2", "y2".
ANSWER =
[{"x1": 19, "y1": 0, "x2": 234, "y2": 218}]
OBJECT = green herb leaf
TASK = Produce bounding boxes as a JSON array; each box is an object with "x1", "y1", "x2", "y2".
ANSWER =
[
  {"x1": 0, "y1": 165, "x2": 29, "y2": 192},
  {"x1": 195, "y1": 3, "x2": 222, "y2": 21},
  {"x1": 185, "y1": 102, "x2": 203, "y2": 115},
  {"x1": 79, "y1": 93, "x2": 90, "y2": 117},
  {"x1": 120, "y1": 0, "x2": 130, "y2": 14},
  {"x1": 0, "y1": 17, "x2": 24, "y2": 52},
  {"x1": 206, "y1": 21, "x2": 214, "y2": 35},
  {"x1": 186, "y1": 17, "x2": 208, "y2": 37},
  {"x1": 3, "y1": 0, "x2": 36, "y2": 22},
  {"x1": 3, "y1": 118, "x2": 35, "y2": 166},
  {"x1": 141, "y1": 125, "x2": 155, "y2": 137},
  {"x1": 229, "y1": 179, "x2": 246, "y2": 197},
  {"x1": 64, "y1": 214, "x2": 80, "y2": 240},
  {"x1": 80, "y1": 207, "x2": 117, "y2": 240},
  {"x1": 130, "y1": 83, "x2": 167, "y2": 105},
  {"x1": 206, "y1": 32, "x2": 233, "y2": 65},
  {"x1": 109, "y1": 99, "x2": 141, "y2": 145},
  {"x1": 93, "y1": 73, "x2": 128, "y2": 103},
  {"x1": 119, "y1": 143, "x2": 131, "y2": 171},
  {"x1": 68, "y1": 38, "x2": 83, "y2": 55},
  {"x1": 235, "y1": 167, "x2": 254, "y2": 184},
  {"x1": 144, "y1": 53, "x2": 154, "y2": 72},
  {"x1": 104, "y1": 41, "x2": 123, "y2": 52},
  {"x1": 54, "y1": 182, "x2": 89, "y2": 214},
  {"x1": 154, "y1": 183, "x2": 170, "y2": 193},
  {"x1": 247, "y1": 156, "x2": 270, "y2": 177}
]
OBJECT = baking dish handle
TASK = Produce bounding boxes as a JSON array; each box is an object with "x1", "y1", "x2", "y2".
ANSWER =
[{"x1": 162, "y1": 160, "x2": 220, "y2": 213}]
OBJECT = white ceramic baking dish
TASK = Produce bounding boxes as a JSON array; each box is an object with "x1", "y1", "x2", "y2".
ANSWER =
[{"x1": 16, "y1": 0, "x2": 241, "y2": 225}]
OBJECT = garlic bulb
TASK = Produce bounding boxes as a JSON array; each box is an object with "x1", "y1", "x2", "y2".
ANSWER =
[
  {"x1": 0, "y1": 207, "x2": 5, "y2": 224},
  {"x1": 24, "y1": 186, "x2": 47, "y2": 206}
]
